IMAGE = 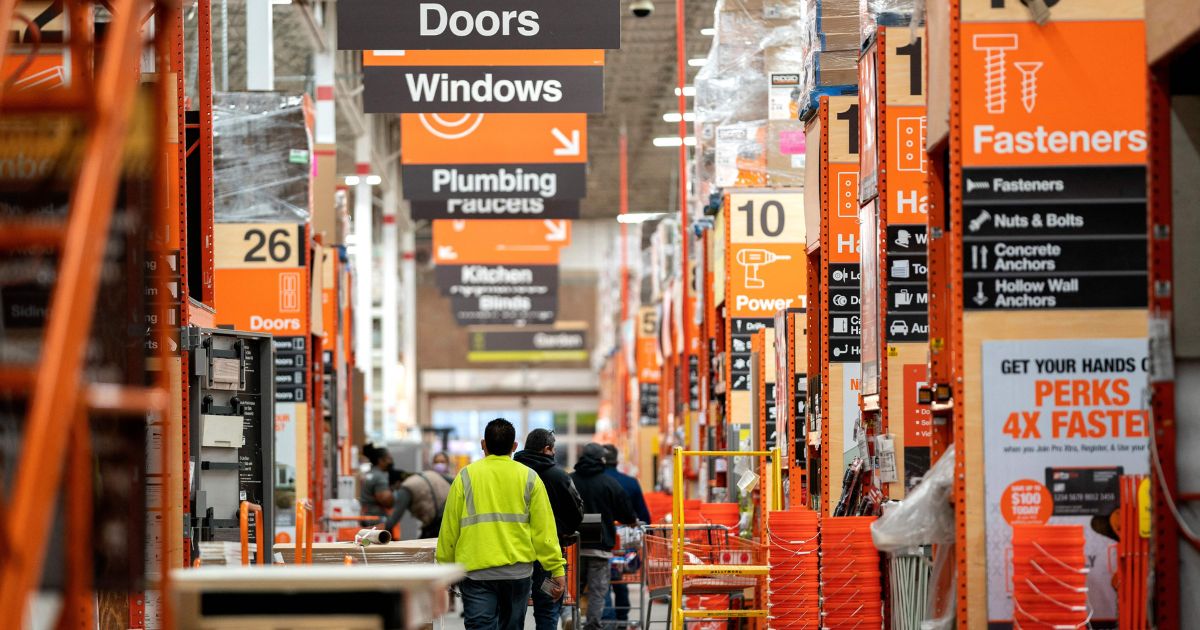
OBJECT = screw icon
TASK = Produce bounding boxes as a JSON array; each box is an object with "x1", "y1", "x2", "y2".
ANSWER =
[
  {"x1": 1013, "y1": 62, "x2": 1043, "y2": 114},
  {"x1": 973, "y1": 34, "x2": 1019, "y2": 114}
]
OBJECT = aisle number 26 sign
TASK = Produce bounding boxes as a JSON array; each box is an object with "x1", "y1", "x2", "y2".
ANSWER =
[
  {"x1": 213, "y1": 223, "x2": 309, "y2": 335},
  {"x1": 726, "y1": 191, "x2": 807, "y2": 318},
  {"x1": 215, "y1": 223, "x2": 306, "y2": 269}
]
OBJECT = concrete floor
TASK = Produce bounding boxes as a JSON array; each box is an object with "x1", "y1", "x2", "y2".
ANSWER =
[{"x1": 437, "y1": 586, "x2": 671, "y2": 630}]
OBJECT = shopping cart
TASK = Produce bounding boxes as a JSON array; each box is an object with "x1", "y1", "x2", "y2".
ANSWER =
[
  {"x1": 602, "y1": 524, "x2": 645, "y2": 629},
  {"x1": 640, "y1": 524, "x2": 764, "y2": 630}
]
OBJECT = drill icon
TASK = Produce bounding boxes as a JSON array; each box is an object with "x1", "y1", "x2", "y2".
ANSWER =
[{"x1": 737, "y1": 249, "x2": 791, "y2": 289}]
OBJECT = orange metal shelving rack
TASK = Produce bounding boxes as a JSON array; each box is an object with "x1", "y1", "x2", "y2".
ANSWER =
[{"x1": 0, "y1": 0, "x2": 175, "y2": 626}]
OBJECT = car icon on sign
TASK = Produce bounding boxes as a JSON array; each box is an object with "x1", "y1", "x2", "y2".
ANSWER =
[{"x1": 890, "y1": 320, "x2": 910, "y2": 336}]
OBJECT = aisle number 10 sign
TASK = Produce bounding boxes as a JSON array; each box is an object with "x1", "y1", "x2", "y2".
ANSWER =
[{"x1": 726, "y1": 191, "x2": 807, "y2": 319}]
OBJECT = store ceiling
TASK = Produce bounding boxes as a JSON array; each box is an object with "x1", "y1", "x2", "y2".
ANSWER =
[{"x1": 582, "y1": 0, "x2": 717, "y2": 219}]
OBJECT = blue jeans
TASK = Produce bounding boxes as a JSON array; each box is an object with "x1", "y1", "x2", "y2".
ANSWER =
[
  {"x1": 601, "y1": 583, "x2": 630, "y2": 622},
  {"x1": 531, "y1": 563, "x2": 562, "y2": 630},
  {"x1": 460, "y1": 576, "x2": 532, "y2": 630}
]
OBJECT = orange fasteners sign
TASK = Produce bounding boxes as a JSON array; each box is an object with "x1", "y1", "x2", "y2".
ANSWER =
[
  {"x1": 433, "y1": 219, "x2": 571, "y2": 265},
  {"x1": 961, "y1": 21, "x2": 1147, "y2": 168},
  {"x1": 400, "y1": 113, "x2": 587, "y2": 165}
]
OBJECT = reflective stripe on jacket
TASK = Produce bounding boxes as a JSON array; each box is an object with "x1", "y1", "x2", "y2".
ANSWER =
[{"x1": 435, "y1": 455, "x2": 566, "y2": 577}]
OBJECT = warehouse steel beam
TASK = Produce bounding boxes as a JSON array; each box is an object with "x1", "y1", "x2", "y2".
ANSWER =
[
  {"x1": 353, "y1": 124, "x2": 377, "y2": 438},
  {"x1": 402, "y1": 227, "x2": 418, "y2": 432},
  {"x1": 245, "y1": 0, "x2": 273, "y2": 90},
  {"x1": 381, "y1": 183, "x2": 400, "y2": 437}
]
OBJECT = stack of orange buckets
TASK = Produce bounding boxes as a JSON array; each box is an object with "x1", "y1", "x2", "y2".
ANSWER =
[
  {"x1": 767, "y1": 510, "x2": 820, "y2": 629},
  {"x1": 819, "y1": 516, "x2": 882, "y2": 627},
  {"x1": 700, "y1": 502, "x2": 741, "y2": 530},
  {"x1": 1011, "y1": 524, "x2": 1089, "y2": 628}
]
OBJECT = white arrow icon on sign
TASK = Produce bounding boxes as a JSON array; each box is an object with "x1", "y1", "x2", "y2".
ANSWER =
[
  {"x1": 974, "y1": 282, "x2": 989, "y2": 306},
  {"x1": 551, "y1": 128, "x2": 581, "y2": 157},
  {"x1": 437, "y1": 245, "x2": 458, "y2": 260},
  {"x1": 544, "y1": 220, "x2": 569, "y2": 242}
]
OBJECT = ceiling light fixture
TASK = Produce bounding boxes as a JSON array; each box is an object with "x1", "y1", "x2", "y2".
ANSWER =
[
  {"x1": 673, "y1": 86, "x2": 696, "y2": 97},
  {"x1": 365, "y1": 175, "x2": 383, "y2": 186},
  {"x1": 617, "y1": 212, "x2": 671, "y2": 224},
  {"x1": 653, "y1": 136, "x2": 696, "y2": 148},
  {"x1": 344, "y1": 175, "x2": 361, "y2": 186},
  {"x1": 663, "y1": 112, "x2": 697, "y2": 123},
  {"x1": 700, "y1": 27, "x2": 716, "y2": 36},
  {"x1": 687, "y1": 58, "x2": 708, "y2": 67}
]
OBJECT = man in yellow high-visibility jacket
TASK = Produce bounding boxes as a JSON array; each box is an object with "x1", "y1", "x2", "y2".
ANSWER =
[{"x1": 437, "y1": 418, "x2": 567, "y2": 630}]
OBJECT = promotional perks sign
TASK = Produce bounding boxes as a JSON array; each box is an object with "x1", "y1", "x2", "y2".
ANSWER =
[{"x1": 982, "y1": 338, "x2": 1149, "y2": 624}]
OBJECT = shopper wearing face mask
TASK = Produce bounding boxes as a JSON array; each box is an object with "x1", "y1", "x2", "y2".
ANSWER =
[
  {"x1": 431, "y1": 451, "x2": 455, "y2": 483},
  {"x1": 380, "y1": 457, "x2": 453, "y2": 539}
]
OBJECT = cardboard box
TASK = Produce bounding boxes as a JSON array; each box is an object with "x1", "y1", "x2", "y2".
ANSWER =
[
  {"x1": 766, "y1": 46, "x2": 804, "y2": 120},
  {"x1": 311, "y1": 142, "x2": 341, "y2": 243},
  {"x1": 715, "y1": 122, "x2": 767, "y2": 189},
  {"x1": 810, "y1": 50, "x2": 860, "y2": 87},
  {"x1": 811, "y1": 16, "x2": 861, "y2": 51},
  {"x1": 767, "y1": 120, "x2": 806, "y2": 188}
]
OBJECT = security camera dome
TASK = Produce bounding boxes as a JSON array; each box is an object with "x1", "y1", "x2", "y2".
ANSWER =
[{"x1": 631, "y1": 0, "x2": 654, "y2": 18}]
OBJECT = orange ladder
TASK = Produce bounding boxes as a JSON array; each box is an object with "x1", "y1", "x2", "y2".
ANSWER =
[{"x1": 0, "y1": 0, "x2": 174, "y2": 625}]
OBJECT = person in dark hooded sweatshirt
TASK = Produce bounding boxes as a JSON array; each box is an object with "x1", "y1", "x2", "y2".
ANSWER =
[
  {"x1": 571, "y1": 443, "x2": 637, "y2": 630},
  {"x1": 515, "y1": 429, "x2": 584, "y2": 630}
]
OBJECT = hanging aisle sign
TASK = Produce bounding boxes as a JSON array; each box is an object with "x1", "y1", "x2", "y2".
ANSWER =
[
  {"x1": 410, "y1": 198, "x2": 581, "y2": 220},
  {"x1": 337, "y1": 0, "x2": 621, "y2": 51},
  {"x1": 401, "y1": 113, "x2": 587, "y2": 201},
  {"x1": 363, "y1": 50, "x2": 604, "y2": 113}
]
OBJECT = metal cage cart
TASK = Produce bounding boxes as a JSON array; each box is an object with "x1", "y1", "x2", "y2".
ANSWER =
[
  {"x1": 561, "y1": 537, "x2": 582, "y2": 630},
  {"x1": 640, "y1": 524, "x2": 764, "y2": 630},
  {"x1": 602, "y1": 524, "x2": 646, "y2": 629}
]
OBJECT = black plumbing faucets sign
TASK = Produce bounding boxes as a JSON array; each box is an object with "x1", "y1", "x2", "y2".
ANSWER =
[{"x1": 338, "y1": 0, "x2": 621, "y2": 51}]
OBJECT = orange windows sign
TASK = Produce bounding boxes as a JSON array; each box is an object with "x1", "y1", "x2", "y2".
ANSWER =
[{"x1": 961, "y1": 21, "x2": 1147, "y2": 168}]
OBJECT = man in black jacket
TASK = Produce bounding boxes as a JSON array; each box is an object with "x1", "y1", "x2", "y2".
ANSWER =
[
  {"x1": 571, "y1": 443, "x2": 637, "y2": 630},
  {"x1": 515, "y1": 429, "x2": 584, "y2": 630}
]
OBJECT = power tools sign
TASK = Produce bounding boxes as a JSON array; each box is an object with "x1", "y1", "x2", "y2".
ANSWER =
[{"x1": 725, "y1": 191, "x2": 807, "y2": 319}]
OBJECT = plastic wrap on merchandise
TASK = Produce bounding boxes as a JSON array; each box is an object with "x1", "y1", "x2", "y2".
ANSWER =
[
  {"x1": 859, "y1": 0, "x2": 918, "y2": 46},
  {"x1": 213, "y1": 92, "x2": 312, "y2": 224},
  {"x1": 714, "y1": 121, "x2": 768, "y2": 188},
  {"x1": 804, "y1": 0, "x2": 859, "y2": 51},
  {"x1": 870, "y1": 443, "x2": 955, "y2": 551},
  {"x1": 798, "y1": 48, "x2": 860, "y2": 117}
]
